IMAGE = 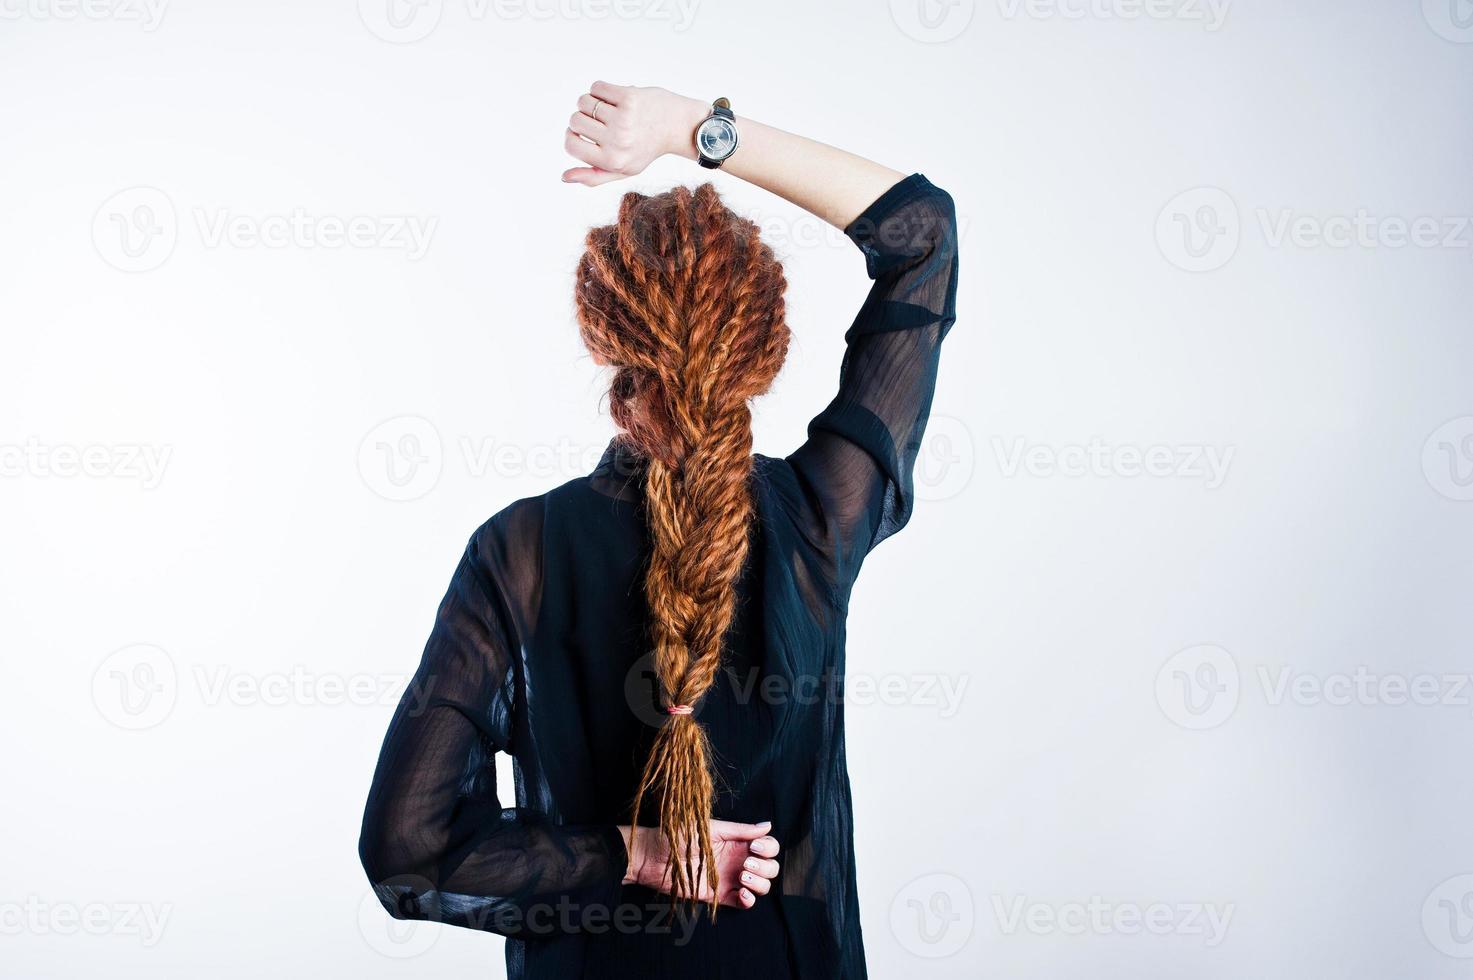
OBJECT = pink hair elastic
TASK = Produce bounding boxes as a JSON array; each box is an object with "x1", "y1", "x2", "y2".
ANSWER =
[{"x1": 665, "y1": 704, "x2": 694, "y2": 716}]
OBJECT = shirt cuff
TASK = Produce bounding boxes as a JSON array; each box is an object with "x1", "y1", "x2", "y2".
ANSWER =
[{"x1": 843, "y1": 173, "x2": 943, "y2": 275}]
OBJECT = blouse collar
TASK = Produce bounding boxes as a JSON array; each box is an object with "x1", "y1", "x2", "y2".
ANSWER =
[{"x1": 590, "y1": 437, "x2": 647, "y2": 502}]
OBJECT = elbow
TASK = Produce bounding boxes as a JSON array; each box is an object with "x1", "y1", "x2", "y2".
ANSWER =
[
  {"x1": 369, "y1": 883, "x2": 428, "y2": 923},
  {"x1": 358, "y1": 836, "x2": 405, "y2": 919},
  {"x1": 926, "y1": 182, "x2": 956, "y2": 223},
  {"x1": 359, "y1": 816, "x2": 436, "y2": 921},
  {"x1": 921, "y1": 186, "x2": 960, "y2": 329},
  {"x1": 924, "y1": 186, "x2": 959, "y2": 267},
  {"x1": 895, "y1": 183, "x2": 959, "y2": 280},
  {"x1": 357, "y1": 827, "x2": 391, "y2": 889},
  {"x1": 360, "y1": 854, "x2": 431, "y2": 923}
]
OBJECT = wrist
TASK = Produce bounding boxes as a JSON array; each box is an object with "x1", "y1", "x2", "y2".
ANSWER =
[
  {"x1": 617, "y1": 825, "x2": 646, "y2": 886},
  {"x1": 662, "y1": 94, "x2": 709, "y2": 162},
  {"x1": 618, "y1": 825, "x2": 635, "y2": 884}
]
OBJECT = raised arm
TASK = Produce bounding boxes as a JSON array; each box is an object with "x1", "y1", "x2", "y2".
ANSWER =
[
  {"x1": 564, "y1": 83, "x2": 959, "y2": 581},
  {"x1": 562, "y1": 82, "x2": 903, "y2": 228}
]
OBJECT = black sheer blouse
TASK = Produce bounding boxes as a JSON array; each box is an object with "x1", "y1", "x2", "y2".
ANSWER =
[{"x1": 359, "y1": 174, "x2": 958, "y2": 979}]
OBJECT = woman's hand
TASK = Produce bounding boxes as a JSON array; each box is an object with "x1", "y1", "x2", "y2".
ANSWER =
[
  {"x1": 562, "y1": 82, "x2": 706, "y2": 187},
  {"x1": 619, "y1": 820, "x2": 781, "y2": 909}
]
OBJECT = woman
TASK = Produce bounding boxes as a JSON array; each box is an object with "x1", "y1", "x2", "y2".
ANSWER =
[{"x1": 359, "y1": 81, "x2": 958, "y2": 979}]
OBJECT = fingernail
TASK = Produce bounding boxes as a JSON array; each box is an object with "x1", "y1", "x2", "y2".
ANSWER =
[
  {"x1": 758, "y1": 821, "x2": 772, "y2": 829},
  {"x1": 744, "y1": 857, "x2": 758, "y2": 871}
]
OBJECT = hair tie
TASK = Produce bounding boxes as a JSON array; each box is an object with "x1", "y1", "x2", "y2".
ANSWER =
[{"x1": 665, "y1": 704, "x2": 693, "y2": 716}]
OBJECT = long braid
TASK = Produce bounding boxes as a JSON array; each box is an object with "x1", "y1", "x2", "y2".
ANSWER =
[{"x1": 574, "y1": 182, "x2": 789, "y2": 913}]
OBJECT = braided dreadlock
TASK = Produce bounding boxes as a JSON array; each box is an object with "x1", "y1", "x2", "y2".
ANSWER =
[{"x1": 574, "y1": 182, "x2": 789, "y2": 911}]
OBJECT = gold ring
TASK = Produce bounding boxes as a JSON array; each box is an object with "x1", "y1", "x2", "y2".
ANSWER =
[{"x1": 591, "y1": 98, "x2": 601, "y2": 122}]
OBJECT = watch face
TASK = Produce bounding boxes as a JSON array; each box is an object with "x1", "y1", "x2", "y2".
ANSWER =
[{"x1": 697, "y1": 116, "x2": 738, "y2": 161}]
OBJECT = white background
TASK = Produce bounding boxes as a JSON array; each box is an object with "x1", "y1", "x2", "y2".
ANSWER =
[{"x1": 3, "y1": 0, "x2": 1473, "y2": 977}]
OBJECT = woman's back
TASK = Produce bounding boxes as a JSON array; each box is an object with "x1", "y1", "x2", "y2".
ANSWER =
[{"x1": 473, "y1": 445, "x2": 853, "y2": 976}]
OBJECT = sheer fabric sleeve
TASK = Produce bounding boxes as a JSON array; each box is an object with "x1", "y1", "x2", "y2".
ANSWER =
[
  {"x1": 786, "y1": 173, "x2": 959, "y2": 578},
  {"x1": 358, "y1": 530, "x2": 628, "y2": 938}
]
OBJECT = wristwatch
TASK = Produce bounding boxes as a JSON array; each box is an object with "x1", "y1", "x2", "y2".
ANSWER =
[{"x1": 695, "y1": 97, "x2": 739, "y2": 169}]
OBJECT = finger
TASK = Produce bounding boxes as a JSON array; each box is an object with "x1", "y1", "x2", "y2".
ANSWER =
[
  {"x1": 748, "y1": 835, "x2": 780, "y2": 858},
  {"x1": 743, "y1": 855, "x2": 779, "y2": 879},
  {"x1": 569, "y1": 110, "x2": 607, "y2": 144},
  {"x1": 563, "y1": 128, "x2": 611, "y2": 169},
  {"x1": 577, "y1": 93, "x2": 620, "y2": 124},
  {"x1": 589, "y1": 80, "x2": 629, "y2": 105},
  {"x1": 561, "y1": 166, "x2": 623, "y2": 186},
  {"x1": 739, "y1": 869, "x2": 771, "y2": 896},
  {"x1": 712, "y1": 820, "x2": 772, "y2": 842},
  {"x1": 738, "y1": 887, "x2": 756, "y2": 908}
]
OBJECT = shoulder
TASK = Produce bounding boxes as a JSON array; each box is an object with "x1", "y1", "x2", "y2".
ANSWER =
[
  {"x1": 468, "y1": 492, "x2": 547, "y2": 561},
  {"x1": 464, "y1": 466, "x2": 612, "y2": 592},
  {"x1": 463, "y1": 492, "x2": 551, "y2": 630}
]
